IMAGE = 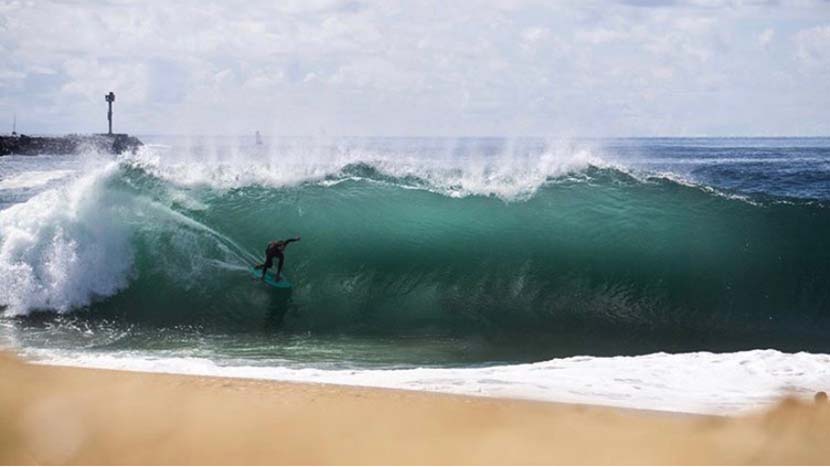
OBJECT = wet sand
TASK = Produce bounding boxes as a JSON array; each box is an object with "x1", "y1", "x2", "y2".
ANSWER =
[{"x1": 1, "y1": 352, "x2": 828, "y2": 464}]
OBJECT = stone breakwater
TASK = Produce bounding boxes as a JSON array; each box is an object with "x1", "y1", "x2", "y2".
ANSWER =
[{"x1": 0, "y1": 133, "x2": 142, "y2": 156}]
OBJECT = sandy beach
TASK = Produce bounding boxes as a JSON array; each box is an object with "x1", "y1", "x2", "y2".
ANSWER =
[{"x1": 0, "y1": 353, "x2": 828, "y2": 464}]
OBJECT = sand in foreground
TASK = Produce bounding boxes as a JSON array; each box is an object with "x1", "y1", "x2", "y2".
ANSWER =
[{"x1": 1, "y1": 353, "x2": 829, "y2": 465}]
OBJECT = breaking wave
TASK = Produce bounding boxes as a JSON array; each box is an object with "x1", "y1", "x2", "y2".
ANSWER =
[{"x1": 2, "y1": 144, "x2": 829, "y2": 354}]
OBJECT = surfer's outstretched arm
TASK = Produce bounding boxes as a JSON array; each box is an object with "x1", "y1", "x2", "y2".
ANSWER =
[{"x1": 283, "y1": 236, "x2": 301, "y2": 246}]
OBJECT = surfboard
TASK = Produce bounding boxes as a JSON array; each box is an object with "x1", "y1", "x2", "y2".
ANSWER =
[{"x1": 250, "y1": 267, "x2": 291, "y2": 289}]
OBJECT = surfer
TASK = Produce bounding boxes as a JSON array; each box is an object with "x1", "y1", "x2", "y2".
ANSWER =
[{"x1": 255, "y1": 236, "x2": 301, "y2": 282}]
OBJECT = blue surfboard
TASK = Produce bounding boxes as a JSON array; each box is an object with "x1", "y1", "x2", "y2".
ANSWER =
[{"x1": 250, "y1": 267, "x2": 291, "y2": 289}]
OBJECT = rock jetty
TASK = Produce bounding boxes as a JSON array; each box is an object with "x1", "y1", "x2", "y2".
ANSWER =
[{"x1": 0, "y1": 133, "x2": 143, "y2": 156}]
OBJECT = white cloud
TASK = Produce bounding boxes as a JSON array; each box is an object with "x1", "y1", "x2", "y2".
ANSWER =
[
  {"x1": 575, "y1": 27, "x2": 627, "y2": 44},
  {"x1": 795, "y1": 24, "x2": 830, "y2": 69},
  {"x1": 522, "y1": 27, "x2": 550, "y2": 44},
  {"x1": 758, "y1": 27, "x2": 775, "y2": 48}
]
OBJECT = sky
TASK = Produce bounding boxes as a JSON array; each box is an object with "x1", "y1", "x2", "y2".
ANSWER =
[{"x1": 1, "y1": 0, "x2": 829, "y2": 137}]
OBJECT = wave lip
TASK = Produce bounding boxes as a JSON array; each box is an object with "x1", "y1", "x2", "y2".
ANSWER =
[{"x1": 123, "y1": 139, "x2": 604, "y2": 200}]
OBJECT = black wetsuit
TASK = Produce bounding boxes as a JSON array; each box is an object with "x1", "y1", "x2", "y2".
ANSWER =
[
  {"x1": 263, "y1": 241, "x2": 285, "y2": 272},
  {"x1": 257, "y1": 237, "x2": 300, "y2": 280}
]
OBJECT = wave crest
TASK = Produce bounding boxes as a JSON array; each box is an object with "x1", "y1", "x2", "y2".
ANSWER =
[{"x1": 123, "y1": 140, "x2": 602, "y2": 199}]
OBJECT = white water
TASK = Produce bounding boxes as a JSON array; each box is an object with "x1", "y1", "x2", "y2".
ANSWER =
[
  {"x1": 125, "y1": 139, "x2": 603, "y2": 200},
  {"x1": 26, "y1": 348, "x2": 830, "y2": 415},
  {"x1": 0, "y1": 169, "x2": 75, "y2": 190},
  {"x1": 0, "y1": 162, "x2": 135, "y2": 315},
  {"x1": 0, "y1": 150, "x2": 265, "y2": 316}
]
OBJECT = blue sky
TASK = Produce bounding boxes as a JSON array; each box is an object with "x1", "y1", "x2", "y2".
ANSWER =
[{"x1": 1, "y1": 0, "x2": 829, "y2": 136}]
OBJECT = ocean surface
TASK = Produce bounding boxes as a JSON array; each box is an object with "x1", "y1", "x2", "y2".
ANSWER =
[{"x1": 1, "y1": 136, "x2": 829, "y2": 414}]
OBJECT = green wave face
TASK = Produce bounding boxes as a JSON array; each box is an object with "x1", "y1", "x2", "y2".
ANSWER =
[{"x1": 53, "y1": 161, "x2": 825, "y2": 357}]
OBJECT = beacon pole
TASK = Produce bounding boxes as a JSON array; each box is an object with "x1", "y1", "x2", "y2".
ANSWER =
[{"x1": 105, "y1": 92, "x2": 115, "y2": 135}]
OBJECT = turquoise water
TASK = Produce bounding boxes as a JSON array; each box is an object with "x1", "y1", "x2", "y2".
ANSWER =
[{"x1": 1, "y1": 137, "x2": 829, "y2": 368}]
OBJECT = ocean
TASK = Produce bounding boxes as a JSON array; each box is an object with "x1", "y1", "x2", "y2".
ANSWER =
[{"x1": 1, "y1": 136, "x2": 829, "y2": 415}]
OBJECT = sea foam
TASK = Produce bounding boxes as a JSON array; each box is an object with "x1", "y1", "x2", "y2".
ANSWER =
[
  {"x1": 26, "y1": 348, "x2": 830, "y2": 415},
  {"x1": 0, "y1": 170, "x2": 75, "y2": 190},
  {"x1": 0, "y1": 163, "x2": 134, "y2": 315},
  {"x1": 123, "y1": 138, "x2": 603, "y2": 200}
]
